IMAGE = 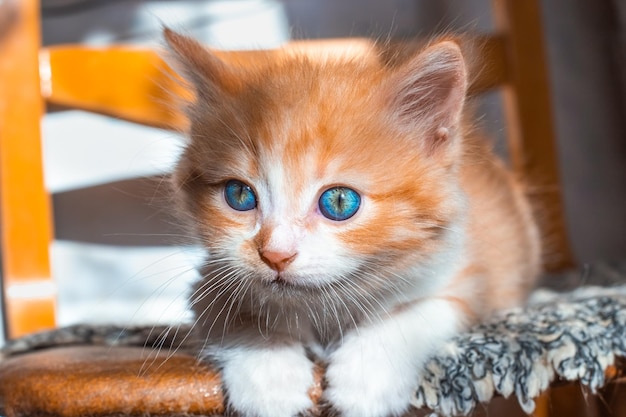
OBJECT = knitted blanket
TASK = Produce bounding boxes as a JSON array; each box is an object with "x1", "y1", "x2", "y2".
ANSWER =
[
  {"x1": 414, "y1": 283, "x2": 626, "y2": 415},
  {"x1": 3, "y1": 263, "x2": 626, "y2": 416}
]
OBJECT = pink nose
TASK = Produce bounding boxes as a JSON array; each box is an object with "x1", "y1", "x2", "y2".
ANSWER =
[{"x1": 259, "y1": 250, "x2": 297, "y2": 272}]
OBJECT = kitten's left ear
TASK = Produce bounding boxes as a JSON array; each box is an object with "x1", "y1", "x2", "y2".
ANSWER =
[
  {"x1": 164, "y1": 27, "x2": 235, "y2": 104},
  {"x1": 386, "y1": 41, "x2": 467, "y2": 155}
]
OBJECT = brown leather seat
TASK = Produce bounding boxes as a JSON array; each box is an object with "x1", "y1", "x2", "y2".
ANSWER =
[{"x1": 0, "y1": 346, "x2": 225, "y2": 417}]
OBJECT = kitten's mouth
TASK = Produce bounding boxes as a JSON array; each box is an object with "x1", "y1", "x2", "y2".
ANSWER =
[
  {"x1": 271, "y1": 274, "x2": 296, "y2": 287},
  {"x1": 260, "y1": 271, "x2": 317, "y2": 292},
  {"x1": 265, "y1": 273, "x2": 304, "y2": 290}
]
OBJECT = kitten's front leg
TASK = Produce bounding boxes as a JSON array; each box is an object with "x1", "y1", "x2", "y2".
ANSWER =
[
  {"x1": 325, "y1": 298, "x2": 464, "y2": 417},
  {"x1": 211, "y1": 341, "x2": 315, "y2": 417}
]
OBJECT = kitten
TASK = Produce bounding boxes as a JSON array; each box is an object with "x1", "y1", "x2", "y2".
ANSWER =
[{"x1": 165, "y1": 28, "x2": 541, "y2": 417}]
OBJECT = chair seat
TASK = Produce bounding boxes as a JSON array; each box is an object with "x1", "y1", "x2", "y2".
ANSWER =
[{"x1": 0, "y1": 346, "x2": 225, "y2": 417}]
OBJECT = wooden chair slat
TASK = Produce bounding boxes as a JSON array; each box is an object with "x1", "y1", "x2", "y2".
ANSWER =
[
  {"x1": 492, "y1": 0, "x2": 575, "y2": 272},
  {"x1": 42, "y1": 47, "x2": 188, "y2": 131},
  {"x1": 0, "y1": 0, "x2": 55, "y2": 338}
]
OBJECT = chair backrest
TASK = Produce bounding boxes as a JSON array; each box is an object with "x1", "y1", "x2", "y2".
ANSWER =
[{"x1": 0, "y1": 0, "x2": 574, "y2": 339}]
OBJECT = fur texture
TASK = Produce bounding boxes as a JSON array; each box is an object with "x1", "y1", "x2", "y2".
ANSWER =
[{"x1": 165, "y1": 28, "x2": 541, "y2": 417}]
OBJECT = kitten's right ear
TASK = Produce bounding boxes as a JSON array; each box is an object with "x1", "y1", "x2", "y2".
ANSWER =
[
  {"x1": 385, "y1": 40, "x2": 467, "y2": 157},
  {"x1": 164, "y1": 28, "x2": 233, "y2": 102}
]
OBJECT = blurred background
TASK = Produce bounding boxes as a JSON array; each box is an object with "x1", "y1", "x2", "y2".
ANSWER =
[{"x1": 1, "y1": 0, "x2": 625, "y2": 340}]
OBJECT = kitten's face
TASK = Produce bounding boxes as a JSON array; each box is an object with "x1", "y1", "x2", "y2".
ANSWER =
[{"x1": 168, "y1": 31, "x2": 467, "y2": 302}]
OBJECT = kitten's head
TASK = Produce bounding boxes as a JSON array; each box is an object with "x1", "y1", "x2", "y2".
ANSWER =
[{"x1": 166, "y1": 29, "x2": 468, "y2": 305}]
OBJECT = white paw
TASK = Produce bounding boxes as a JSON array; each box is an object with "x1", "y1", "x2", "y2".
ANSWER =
[
  {"x1": 325, "y1": 298, "x2": 463, "y2": 417},
  {"x1": 325, "y1": 334, "x2": 417, "y2": 417},
  {"x1": 219, "y1": 344, "x2": 314, "y2": 417}
]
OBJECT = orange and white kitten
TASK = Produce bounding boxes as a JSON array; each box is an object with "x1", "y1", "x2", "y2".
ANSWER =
[{"x1": 166, "y1": 29, "x2": 540, "y2": 417}]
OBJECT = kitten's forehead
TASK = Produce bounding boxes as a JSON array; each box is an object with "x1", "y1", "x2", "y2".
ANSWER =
[
  {"x1": 253, "y1": 113, "x2": 371, "y2": 195},
  {"x1": 192, "y1": 54, "x2": 437, "y2": 196},
  {"x1": 254, "y1": 140, "x2": 333, "y2": 216}
]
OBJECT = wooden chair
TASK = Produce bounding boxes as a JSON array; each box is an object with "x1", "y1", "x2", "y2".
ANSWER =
[{"x1": 0, "y1": 0, "x2": 579, "y2": 415}]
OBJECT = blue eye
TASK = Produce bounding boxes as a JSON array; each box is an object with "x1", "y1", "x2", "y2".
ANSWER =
[
  {"x1": 224, "y1": 180, "x2": 257, "y2": 211},
  {"x1": 319, "y1": 187, "x2": 361, "y2": 221}
]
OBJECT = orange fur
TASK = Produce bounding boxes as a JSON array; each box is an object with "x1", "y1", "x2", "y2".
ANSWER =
[
  {"x1": 169, "y1": 30, "x2": 538, "y2": 307},
  {"x1": 164, "y1": 28, "x2": 543, "y2": 417}
]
